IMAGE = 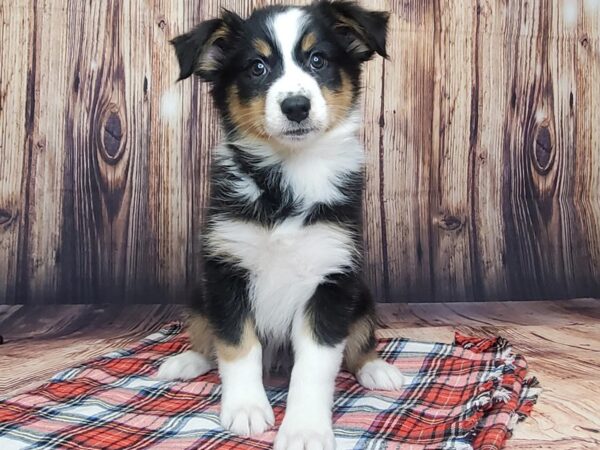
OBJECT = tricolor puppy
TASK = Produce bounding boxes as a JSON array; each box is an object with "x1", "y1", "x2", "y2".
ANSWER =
[{"x1": 157, "y1": 2, "x2": 403, "y2": 449}]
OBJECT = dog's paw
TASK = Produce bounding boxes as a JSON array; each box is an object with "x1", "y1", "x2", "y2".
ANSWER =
[
  {"x1": 221, "y1": 396, "x2": 274, "y2": 436},
  {"x1": 274, "y1": 413, "x2": 335, "y2": 450},
  {"x1": 155, "y1": 350, "x2": 214, "y2": 381},
  {"x1": 357, "y1": 358, "x2": 405, "y2": 391}
]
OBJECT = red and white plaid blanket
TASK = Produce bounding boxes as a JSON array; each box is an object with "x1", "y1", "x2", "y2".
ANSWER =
[{"x1": 0, "y1": 323, "x2": 539, "y2": 450}]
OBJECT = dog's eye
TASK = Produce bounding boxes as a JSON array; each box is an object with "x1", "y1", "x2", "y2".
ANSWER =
[
  {"x1": 309, "y1": 53, "x2": 326, "y2": 70},
  {"x1": 250, "y1": 60, "x2": 267, "y2": 77}
]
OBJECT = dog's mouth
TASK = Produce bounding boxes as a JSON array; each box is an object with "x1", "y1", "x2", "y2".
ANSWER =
[{"x1": 281, "y1": 127, "x2": 317, "y2": 139}]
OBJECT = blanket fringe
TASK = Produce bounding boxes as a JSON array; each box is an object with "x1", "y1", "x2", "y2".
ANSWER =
[{"x1": 453, "y1": 332, "x2": 541, "y2": 450}]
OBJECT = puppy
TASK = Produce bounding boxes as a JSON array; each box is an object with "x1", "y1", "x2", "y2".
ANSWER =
[{"x1": 157, "y1": 2, "x2": 403, "y2": 449}]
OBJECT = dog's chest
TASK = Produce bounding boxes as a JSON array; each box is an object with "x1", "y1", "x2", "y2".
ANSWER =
[{"x1": 206, "y1": 217, "x2": 355, "y2": 340}]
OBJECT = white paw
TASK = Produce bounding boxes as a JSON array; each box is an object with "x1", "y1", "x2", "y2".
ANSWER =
[
  {"x1": 274, "y1": 413, "x2": 335, "y2": 450},
  {"x1": 221, "y1": 396, "x2": 274, "y2": 436},
  {"x1": 155, "y1": 350, "x2": 214, "y2": 381},
  {"x1": 357, "y1": 359, "x2": 404, "y2": 391}
]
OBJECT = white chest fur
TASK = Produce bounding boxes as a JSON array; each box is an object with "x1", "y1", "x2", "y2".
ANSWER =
[{"x1": 205, "y1": 216, "x2": 356, "y2": 341}]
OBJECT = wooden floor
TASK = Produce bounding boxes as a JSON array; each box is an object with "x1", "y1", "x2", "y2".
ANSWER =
[{"x1": 0, "y1": 299, "x2": 598, "y2": 449}]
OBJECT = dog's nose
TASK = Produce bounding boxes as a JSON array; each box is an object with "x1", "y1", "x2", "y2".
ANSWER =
[{"x1": 280, "y1": 95, "x2": 311, "y2": 123}]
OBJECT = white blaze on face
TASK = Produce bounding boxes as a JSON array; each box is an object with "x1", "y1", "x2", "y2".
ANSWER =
[{"x1": 265, "y1": 9, "x2": 329, "y2": 142}]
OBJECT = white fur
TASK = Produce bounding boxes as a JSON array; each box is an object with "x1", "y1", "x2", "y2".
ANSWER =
[
  {"x1": 280, "y1": 112, "x2": 364, "y2": 206},
  {"x1": 273, "y1": 315, "x2": 344, "y2": 450},
  {"x1": 205, "y1": 216, "x2": 357, "y2": 342},
  {"x1": 155, "y1": 350, "x2": 214, "y2": 380},
  {"x1": 265, "y1": 9, "x2": 329, "y2": 144},
  {"x1": 356, "y1": 359, "x2": 405, "y2": 391},
  {"x1": 219, "y1": 344, "x2": 274, "y2": 436}
]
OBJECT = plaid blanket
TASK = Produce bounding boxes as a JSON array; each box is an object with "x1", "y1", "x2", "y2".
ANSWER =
[{"x1": 0, "y1": 323, "x2": 539, "y2": 450}]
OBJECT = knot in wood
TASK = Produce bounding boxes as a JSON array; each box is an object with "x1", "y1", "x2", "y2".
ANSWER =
[
  {"x1": 439, "y1": 214, "x2": 463, "y2": 231},
  {"x1": 0, "y1": 208, "x2": 13, "y2": 227},
  {"x1": 532, "y1": 125, "x2": 553, "y2": 174},
  {"x1": 101, "y1": 107, "x2": 125, "y2": 164}
]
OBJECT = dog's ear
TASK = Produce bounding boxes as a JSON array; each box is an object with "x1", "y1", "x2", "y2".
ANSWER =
[
  {"x1": 317, "y1": 1, "x2": 389, "y2": 61},
  {"x1": 170, "y1": 9, "x2": 243, "y2": 81}
]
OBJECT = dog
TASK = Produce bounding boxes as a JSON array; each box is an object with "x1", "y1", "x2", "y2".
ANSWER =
[{"x1": 157, "y1": 2, "x2": 403, "y2": 449}]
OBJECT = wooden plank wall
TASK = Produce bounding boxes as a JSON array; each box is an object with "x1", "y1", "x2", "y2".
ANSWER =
[{"x1": 1, "y1": 0, "x2": 599, "y2": 304}]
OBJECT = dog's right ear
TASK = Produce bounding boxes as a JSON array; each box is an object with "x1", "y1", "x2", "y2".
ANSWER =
[
  {"x1": 316, "y1": 1, "x2": 389, "y2": 62},
  {"x1": 170, "y1": 10, "x2": 243, "y2": 82}
]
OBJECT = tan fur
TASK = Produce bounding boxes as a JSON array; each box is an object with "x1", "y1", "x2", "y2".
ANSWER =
[
  {"x1": 322, "y1": 71, "x2": 354, "y2": 129},
  {"x1": 301, "y1": 32, "x2": 317, "y2": 53},
  {"x1": 227, "y1": 86, "x2": 268, "y2": 140},
  {"x1": 344, "y1": 316, "x2": 378, "y2": 373},
  {"x1": 253, "y1": 38, "x2": 272, "y2": 57},
  {"x1": 188, "y1": 313, "x2": 216, "y2": 358},
  {"x1": 214, "y1": 319, "x2": 259, "y2": 362}
]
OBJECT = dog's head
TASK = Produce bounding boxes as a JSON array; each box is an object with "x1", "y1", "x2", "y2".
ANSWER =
[{"x1": 171, "y1": 1, "x2": 388, "y2": 147}]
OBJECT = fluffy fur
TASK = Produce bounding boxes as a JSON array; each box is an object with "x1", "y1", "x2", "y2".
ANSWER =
[{"x1": 159, "y1": 2, "x2": 403, "y2": 448}]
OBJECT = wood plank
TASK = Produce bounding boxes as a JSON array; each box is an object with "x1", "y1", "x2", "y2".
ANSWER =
[
  {"x1": 148, "y1": 0, "x2": 197, "y2": 303},
  {"x1": 16, "y1": 2, "x2": 72, "y2": 303},
  {"x1": 360, "y1": 0, "x2": 387, "y2": 302},
  {"x1": 0, "y1": 4, "x2": 31, "y2": 303},
  {"x1": 380, "y1": 1, "x2": 436, "y2": 302},
  {"x1": 575, "y1": 0, "x2": 600, "y2": 294},
  {"x1": 467, "y1": 0, "x2": 514, "y2": 300},
  {"x1": 58, "y1": 1, "x2": 157, "y2": 302},
  {"x1": 428, "y1": 1, "x2": 477, "y2": 301}
]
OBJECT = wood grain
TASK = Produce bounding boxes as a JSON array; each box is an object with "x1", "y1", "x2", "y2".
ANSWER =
[
  {"x1": 0, "y1": 299, "x2": 598, "y2": 449},
  {"x1": 0, "y1": 3, "x2": 31, "y2": 303},
  {"x1": 1, "y1": 1, "x2": 599, "y2": 303}
]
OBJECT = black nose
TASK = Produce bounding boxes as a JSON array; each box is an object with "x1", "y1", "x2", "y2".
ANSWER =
[{"x1": 280, "y1": 95, "x2": 311, "y2": 123}]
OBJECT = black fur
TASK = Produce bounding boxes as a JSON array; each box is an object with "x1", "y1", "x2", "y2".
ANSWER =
[{"x1": 210, "y1": 145, "x2": 298, "y2": 226}]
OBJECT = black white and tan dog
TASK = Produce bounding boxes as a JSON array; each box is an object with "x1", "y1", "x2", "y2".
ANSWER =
[{"x1": 157, "y1": 2, "x2": 403, "y2": 449}]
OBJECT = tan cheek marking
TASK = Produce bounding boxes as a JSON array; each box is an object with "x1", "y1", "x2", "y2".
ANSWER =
[
  {"x1": 227, "y1": 86, "x2": 267, "y2": 139},
  {"x1": 344, "y1": 316, "x2": 378, "y2": 374},
  {"x1": 301, "y1": 32, "x2": 317, "y2": 53},
  {"x1": 188, "y1": 312, "x2": 216, "y2": 358},
  {"x1": 253, "y1": 38, "x2": 272, "y2": 58},
  {"x1": 214, "y1": 319, "x2": 259, "y2": 362},
  {"x1": 322, "y1": 71, "x2": 354, "y2": 129}
]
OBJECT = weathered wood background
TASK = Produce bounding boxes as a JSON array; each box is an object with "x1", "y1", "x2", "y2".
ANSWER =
[{"x1": 1, "y1": 0, "x2": 599, "y2": 304}]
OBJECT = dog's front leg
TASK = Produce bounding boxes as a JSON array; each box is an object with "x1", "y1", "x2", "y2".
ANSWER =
[
  {"x1": 274, "y1": 313, "x2": 344, "y2": 450},
  {"x1": 216, "y1": 320, "x2": 274, "y2": 436}
]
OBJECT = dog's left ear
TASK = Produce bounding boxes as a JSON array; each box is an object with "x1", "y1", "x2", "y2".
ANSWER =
[{"x1": 317, "y1": 1, "x2": 389, "y2": 61}]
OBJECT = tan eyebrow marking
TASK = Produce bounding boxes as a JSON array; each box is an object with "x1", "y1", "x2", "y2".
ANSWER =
[
  {"x1": 253, "y1": 38, "x2": 272, "y2": 57},
  {"x1": 301, "y1": 32, "x2": 317, "y2": 52}
]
